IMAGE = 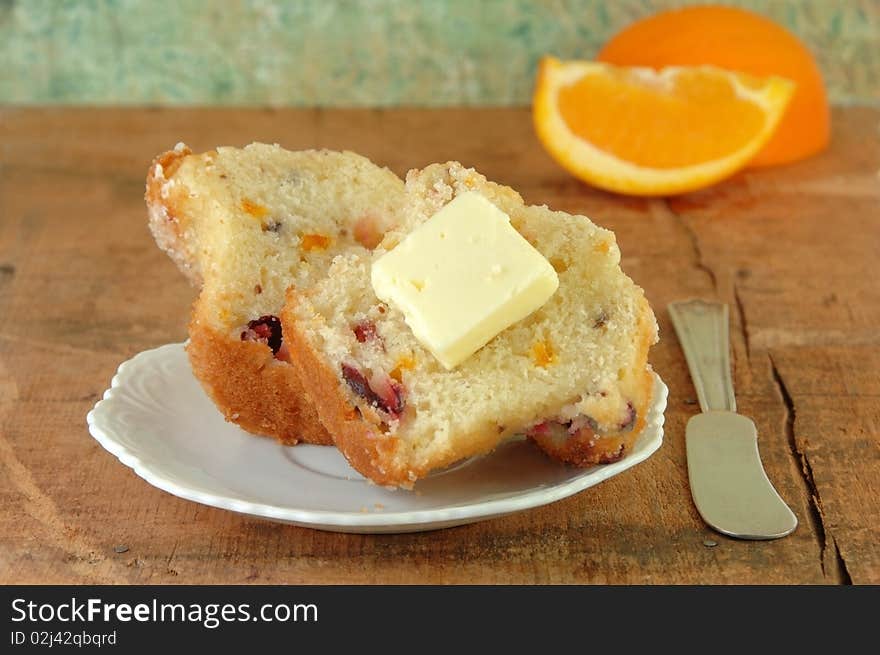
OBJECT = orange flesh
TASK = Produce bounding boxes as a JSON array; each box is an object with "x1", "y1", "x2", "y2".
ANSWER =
[
  {"x1": 558, "y1": 69, "x2": 766, "y2": 169},
  {"x1": 596, "y1": 6, "x2": 829, "y2": 167}
]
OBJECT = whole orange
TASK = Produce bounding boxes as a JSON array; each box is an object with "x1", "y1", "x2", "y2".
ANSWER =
[{"x1": 597, "y1": 5, "x2": 829, "y2": 167}]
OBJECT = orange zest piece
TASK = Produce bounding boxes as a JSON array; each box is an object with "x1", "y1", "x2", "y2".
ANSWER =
[
  {"x1": 597, "y1": 6, "x2": 829, "y2": 167},
  {"x1": 390, "y1": 355, "x2": 416, "y2": 382},
  {"x1": 300, "y1": 234, "x2": 332, "y2": 251},
  {"x1": 531, "y1": 339, "x2": 557, "y2": 368},
  {"x1": 241, "y1": 198, "x2": 269, "y2": 218},
  {"x1": 532, "y1": 58, "x2": 794, "y2": 196}
]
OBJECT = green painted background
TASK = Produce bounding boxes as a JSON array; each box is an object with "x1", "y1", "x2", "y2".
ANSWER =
[{"x1": 2, "y1": 0, "x2": 878, "y2": 106}]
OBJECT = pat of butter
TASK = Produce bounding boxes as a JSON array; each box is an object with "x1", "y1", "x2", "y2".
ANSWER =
[{"x1": 371, "y1": 192, "x2": 559, "y2": 369}]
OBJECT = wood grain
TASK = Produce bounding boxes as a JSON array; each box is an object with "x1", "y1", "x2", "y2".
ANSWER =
[{"x1": 0, "y1": 107, "x2": 877, "y2": 584}]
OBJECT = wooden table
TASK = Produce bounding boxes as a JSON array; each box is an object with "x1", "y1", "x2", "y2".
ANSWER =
[{"x1": 1, "y1": 107, "x2": 878, "y2": 584}]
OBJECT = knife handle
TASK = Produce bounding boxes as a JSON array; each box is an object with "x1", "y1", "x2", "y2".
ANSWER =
[{"x1": 668, "y1": 299, "x2": 736, "y2": 413}]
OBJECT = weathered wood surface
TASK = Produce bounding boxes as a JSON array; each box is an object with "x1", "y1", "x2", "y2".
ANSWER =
[{"x1": 0, "y1": 107, "x2": 877, "y2": 584}]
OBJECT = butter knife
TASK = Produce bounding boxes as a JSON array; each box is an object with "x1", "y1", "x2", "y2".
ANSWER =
[{"x1": 668, "y1": 299, "x2": 797, "y2": 540}]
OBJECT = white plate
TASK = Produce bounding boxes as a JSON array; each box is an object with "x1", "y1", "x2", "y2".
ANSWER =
[{"x1": 87, "y1": 343, "x2": 667, "y2": 533}]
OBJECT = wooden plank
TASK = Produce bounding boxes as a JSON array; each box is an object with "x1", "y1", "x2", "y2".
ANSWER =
[{"x1": 0, "y1": 107, "x2": 877, "y2": 583}]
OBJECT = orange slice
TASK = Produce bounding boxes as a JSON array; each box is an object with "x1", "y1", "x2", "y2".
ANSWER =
[{"x1": 532, "y1": 57, "x2": 795, "y2": 196}]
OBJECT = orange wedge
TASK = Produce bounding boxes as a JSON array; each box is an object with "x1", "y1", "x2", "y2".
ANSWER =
[
  {"x1": 532, "y1": 57, "x2": 795, "y2": 196},
  {"x1": 596, "y1": 6, "x2": 830, "y2": 168}
]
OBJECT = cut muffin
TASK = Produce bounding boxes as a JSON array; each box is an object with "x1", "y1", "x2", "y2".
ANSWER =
[
  {"x1": 281, "y1": 161, "x2": 658, "y2": 486},
  {"x1": 146, "y1": 143, "x2": 406, "y2": 444}
]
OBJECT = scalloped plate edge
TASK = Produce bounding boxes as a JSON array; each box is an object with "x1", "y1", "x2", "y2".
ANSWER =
[{"x1": 87, "y1": 343, "x2": 667, "y2": 533}]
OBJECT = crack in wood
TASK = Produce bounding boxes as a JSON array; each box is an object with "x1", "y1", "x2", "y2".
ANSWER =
[
  {"x1": 662, "y1": 199, "x2": 717, "y2": 291},
  {"x1": 770, "y1": 354, "x2": 851, "y2": 584},
  {"x1": 832, "y1": 536, "x2": 854, "y2": 584},
  {"x1": 733, "y1": 282, "x2": 751, "y2": 361},
  {"x1": 166, "y1": 540, "x2": 179, "y2": 566},
  {"x1": 165, "y1": 539, "x2": 181, "y2": 576}
]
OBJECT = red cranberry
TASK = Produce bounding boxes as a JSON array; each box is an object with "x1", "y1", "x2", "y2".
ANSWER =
[
  {"x1": 368, "y1": 373, "x2": 406, "y2": 418},
  {"x1": 353, "y1": 320, "x2": 379, "y2": 343},
  {"x1": 341, "y1": 363, "x2": 406, "y2": 419},
  {"x1": 619, "y1": 402, "x2": 636, "y2": 431},
  {"x1": 527, "y1": 421, "x2": 550, "y2": 437},
  {"x1": 341, "y1": 363, "x2": 372, "y2": 400},
  {"x1": 241, "y1": 315, "x2": 283, "y2": 355}
]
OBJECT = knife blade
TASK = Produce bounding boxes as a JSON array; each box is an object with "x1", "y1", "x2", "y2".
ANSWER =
[{"x1": 669, "y1": 299, "x2": 797, "y2": 540}]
